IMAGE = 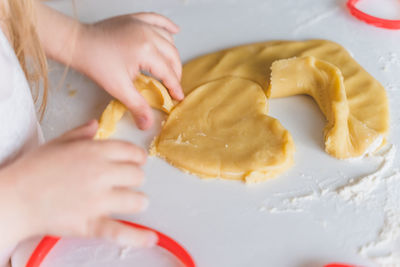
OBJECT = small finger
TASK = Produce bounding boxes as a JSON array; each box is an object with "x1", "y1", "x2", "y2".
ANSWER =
[
  {"x1": 100, "y1": 163, "x2": 145, "y2": 188},
  {"x1": 90, "y1": 217, "x2": 158, "y2": 248},
  {"x1": 133, "y1": 12, "x2": 180, "y2": 33},
  {"x1": 103, "y1": 189, "x2": 148, "y2": 214},
  {"x1": 142, "y1": 51, "x2": 184, "y2": 101},
  {"x1": 153, "y1": 26, "x2": 174, "y2": 44},
  {"x1": 95, "y1": 140, "x2": 147, "y2": 164},
  {"x1": 154, "y1": 34, "x2": 182, "y2": 79},
  {"x1": 59, "y1": 120, "x2": 98, "y2": 142}
]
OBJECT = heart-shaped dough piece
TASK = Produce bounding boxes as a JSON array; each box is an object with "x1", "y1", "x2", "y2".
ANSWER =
[{"x1": 150, "y1": 77, "x2": 295, "y2": 183}]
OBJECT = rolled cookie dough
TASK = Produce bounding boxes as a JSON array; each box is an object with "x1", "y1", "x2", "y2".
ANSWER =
[
  {"x1": 270, "y1": 56, "x2": 383, "y2": 158},
  {"x1": 97, "y1": 40, "x2": 389, "y2": 182},
  {"x1": 150, "y1": 77, "x2": 295, "y2": 183},
  {"x1": 181, "y1": 40, "x2": 389, "y2": 158}
]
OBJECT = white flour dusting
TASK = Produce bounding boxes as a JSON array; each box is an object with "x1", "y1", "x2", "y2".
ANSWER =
[
  {"x1": 358, "y1": 170, "x2": 400, "y2": 266},
  {"x1": 386, "y1": 83, "x2": 400, "y2": 92},
  {"x1": 379, "y1": 52, "x2": 400, "y2": 72},
  {"x1": 260, "y1": 144, "x2": 399, "y2": 266},
  {"x1": 337, "y1": 145, "x2": 396, "y2": 204}
]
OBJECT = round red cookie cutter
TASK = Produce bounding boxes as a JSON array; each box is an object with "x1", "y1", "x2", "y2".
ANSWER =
[
  {"x1": 26, "y1": 220, "x2": 196, "y2": 267},
  {"x1": 27, "y1": 225, "x2": 359, "y2": 267},
  {"x1": 347, "y1": 0, "x2": 400, "y2": 29},
  {"x1": 324, "y1": 264, "x2": 360, "y2": 267}
]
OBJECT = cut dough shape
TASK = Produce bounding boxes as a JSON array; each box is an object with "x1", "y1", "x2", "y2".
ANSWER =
[
  {"x1": 181, "y1": 40, "x2": 389, "y2": 158},
  {"x1": 269, "y1": 56, "x2": 382, "y2": 158},
  {"x1": 151, "y1": 77, "x2": 295, "y2": 183},
  {"x1": 95, "y1": 100, "x2": 126, "y2": 140},
  {"x1": 95, "y1": 74, "x2": 174, "y2": 140},
  {"x1": 134, "y1": 73, "x2": 174, "y2": 113}
]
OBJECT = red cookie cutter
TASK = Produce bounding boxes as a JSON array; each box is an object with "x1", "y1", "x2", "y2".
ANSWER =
[
  {"x1": 324, "y1": 263, "x2": 360, "y2": 267},
  {"x1": 26, "y1": 220, "x2": 196, "y2": 267},
  {"x1": 347, "y1": 0, "x2": 400, "y2": 29}
]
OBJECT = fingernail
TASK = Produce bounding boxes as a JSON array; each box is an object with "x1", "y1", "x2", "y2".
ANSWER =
[
  {"x1": 144, "y1": 232, "x2": 158, "y2": 248},
  {"x1": 177, "y1": 89, "x2": 185, "y2": 100},
  {"x1": 137, "y1": 116, "x2": 148, "y2": 129}
]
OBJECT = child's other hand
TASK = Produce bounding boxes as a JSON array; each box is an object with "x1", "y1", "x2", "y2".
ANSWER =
[
  {"x1": 0, "y1": 120, "x2": 157, "y2": 248},
  {"x1": 75, "y1": 13, "x2": 183, "y2": 130}
]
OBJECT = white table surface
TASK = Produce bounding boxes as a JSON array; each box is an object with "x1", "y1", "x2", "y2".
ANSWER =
[{"x1": 21, "y1": 0, "x2": 400, "y2": 266}]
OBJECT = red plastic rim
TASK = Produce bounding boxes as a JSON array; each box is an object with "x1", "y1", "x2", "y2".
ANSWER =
[
  {"x1": 347, "y1": 0, "x2": 400, "y2": 29},
  {"x1": 26, "y1": 220, "x2": 195, "y2": 267},
  {"x1": 324, "y1": 263, "x2": 359, "y2": 267}
]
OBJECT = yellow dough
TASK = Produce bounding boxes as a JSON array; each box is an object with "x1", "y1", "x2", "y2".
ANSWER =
[
  {"x1": 269, "y1": 56, "x2": 384, "y2": 158},
  {"x1": 151, "y1": 77, "x2": 294, "y2": 183},
  {"x1": 96, "y1": 39, "x2": 389, "y2": 182},
  {"x1": 95, "y1": 100, "x2": 126, "y2": 140},
  {"x1": 134, "y1": 73, "x2": 174, "y2": 113},
  {"x1": 95, "y1": 74, "x2": 174, "y2": 140},
  {"x1": 181, "y1": 40, "x2": 389, "y2": 158}
]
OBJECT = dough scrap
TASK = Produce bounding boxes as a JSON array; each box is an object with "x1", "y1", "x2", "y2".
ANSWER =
[
  {"x1": 95, "y1": 100, "x2": 126, "y2": 140},
  {"x1": 95, "y1": 74, "x2": 174, "y2": 140},
  {"x1": 151, "y1": 77, "x2": 295, "y2": 183},
  {"x1": 134, "y1": 73, "x2": 174, "y2": 113},
  {"x1": 269, "y1": 56, "x2": 383, "y2": 158},
  {"x1": 181, "y1": 40, "x2": 389, "y2": 158}
]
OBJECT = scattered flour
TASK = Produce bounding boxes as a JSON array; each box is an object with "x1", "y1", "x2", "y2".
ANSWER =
[
  {"x1": 385, "y1": 83, "x2": 400, "y2": 92},
  {"x1": 379, "y1": 52, "x2": 400, "y2": 72},
  {"x1": 337, "y1": 145, "x2": 396, "y2": 204},
  {"x1": 260, "y1": 144, "x2": 399, "y2": 266},
  {"x1": 358, "y1": 170, "x2": 400, "y2": 266},
  {"x1": 175, "y1": 134, "x2": 198, "y2": 147}
]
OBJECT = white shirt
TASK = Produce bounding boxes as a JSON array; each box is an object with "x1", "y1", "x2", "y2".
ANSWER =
[
  {"x1": 0, "y1": 27, "x2": 44, "y2": 266},
  {"x1": 0, "y1": 27, "x2": 44, "y2": 166}
]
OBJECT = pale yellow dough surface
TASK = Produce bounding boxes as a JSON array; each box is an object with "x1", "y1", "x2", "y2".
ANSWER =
[
  {"x1": 95, "y1": 100, "x2": 126, "y2": 140},
  {"x1": 134, "y1": 73, "x2": 174, "y2": 113},
  {"x1": 97, "y1": 40, "x2": 389, "y2": 182},
  {"x1": 151, "y1": 77, "x2": 294, "y2": 183},
  {"x1": 95, "y1": 74, "x2": 174, "y2": 140},
  {"x1": 181, "y1": 40, "x2": 389, "y2": 158}
]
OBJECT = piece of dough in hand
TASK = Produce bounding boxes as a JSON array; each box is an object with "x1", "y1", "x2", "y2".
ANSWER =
[
  {"x1": 151, "y1": 77, "x2": 295, "y2": 183},
  {"x1": 95, "y1": 100, "x2": 126, "y2": 140},
  {"x1": 134, "y1": 74, "x2": 175, "y2": 113},
  {"x1": 95, "y1": 74, "x2": 174, "y2": 140}
]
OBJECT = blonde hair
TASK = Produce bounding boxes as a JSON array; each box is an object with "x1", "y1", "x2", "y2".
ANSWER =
[{"x1": 1, "y1": 0, "x2": 48, "y2": 119}]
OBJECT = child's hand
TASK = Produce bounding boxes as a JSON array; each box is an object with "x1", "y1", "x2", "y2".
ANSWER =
[
  {"x1": 74, "y1": 13, "x2": 184, "y2": 130},
  {"x1": 0, "y1": 120, "x2": 157, "y2": 249},
  {"x1": 36, "y1": 4, "x2": 183, "y2": 129}
]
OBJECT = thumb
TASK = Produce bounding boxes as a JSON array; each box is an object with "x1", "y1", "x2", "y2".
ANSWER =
[
  {"x1": 60, "y1": 120, "x2": 99, "y2": 141},
  {"x1": 91, "y1": 217, "x2": 158, "y2": 248}
]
